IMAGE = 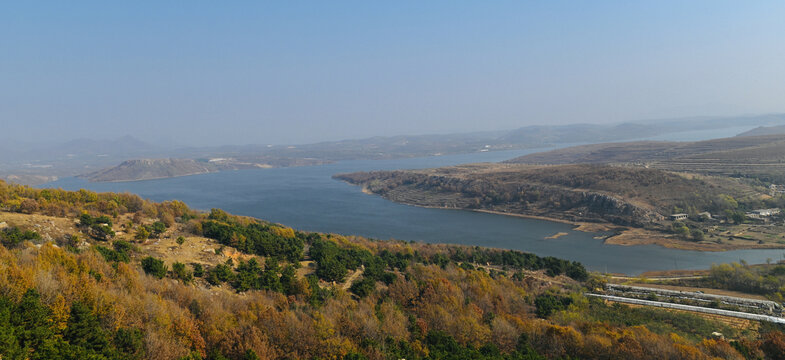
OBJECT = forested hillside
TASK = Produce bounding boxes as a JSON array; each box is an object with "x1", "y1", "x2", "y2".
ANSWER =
[{"x1": 1, "y1": 180, "x2": 784, "y2": 359}]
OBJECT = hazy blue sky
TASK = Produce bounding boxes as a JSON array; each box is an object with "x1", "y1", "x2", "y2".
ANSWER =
[{"x1": 2, "y1": 1, "x2": 784, "y2": 146}]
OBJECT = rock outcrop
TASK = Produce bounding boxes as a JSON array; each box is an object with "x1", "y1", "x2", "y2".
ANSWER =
[{"x1": 334, "y1": 163, "x2": 721, "y2": 227}]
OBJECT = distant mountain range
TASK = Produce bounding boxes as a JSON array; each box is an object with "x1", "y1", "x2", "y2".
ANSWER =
[
  {"x1": 3, "y1": 113, "x2": 785, "y2": 184},
  {"x1": 0, "y1": 135, "x2": 169, "y2": 163}
]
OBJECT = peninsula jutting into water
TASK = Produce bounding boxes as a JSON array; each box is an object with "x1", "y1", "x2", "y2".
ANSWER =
[
  {"x1": 6, "y1": 2, "x2": 785, "y2": 358},
  {"x1": 45, "y1": 133, "x2": 784, "y2": 275}
]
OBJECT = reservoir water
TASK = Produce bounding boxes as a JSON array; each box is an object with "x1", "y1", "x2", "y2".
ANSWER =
[{"x1": 44, "y1": 126, "x2": 781, "y2": 275}]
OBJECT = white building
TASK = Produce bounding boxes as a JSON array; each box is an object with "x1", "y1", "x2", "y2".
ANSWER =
[
  {"x1": 752, "y1": 208, "x2": 780, "y2": 217},
  {"x1": 670, "y1": 213, "x2": 688, "y2": 221}
]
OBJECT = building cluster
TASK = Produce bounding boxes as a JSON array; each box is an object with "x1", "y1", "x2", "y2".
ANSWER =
[
  {"x1": 745, "y1": 208, "x2": 781, "y2": 219},
  {"x1": 669, "y1": 208, "x2": 781, "y2": 222}
]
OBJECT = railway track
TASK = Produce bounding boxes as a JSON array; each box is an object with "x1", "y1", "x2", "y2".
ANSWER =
[{"x1": 587, "y1": 293, "x2": 785, "y2": 324}]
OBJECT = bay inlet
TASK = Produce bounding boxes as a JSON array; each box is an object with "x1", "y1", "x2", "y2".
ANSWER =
[{"x1": 45, "y1": 148, "x2": 783, "y2": 274}]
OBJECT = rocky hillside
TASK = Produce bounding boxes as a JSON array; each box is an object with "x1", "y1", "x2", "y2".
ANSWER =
[{"x1": 335, "y1": 164, "x2": 765, "y2": 227}]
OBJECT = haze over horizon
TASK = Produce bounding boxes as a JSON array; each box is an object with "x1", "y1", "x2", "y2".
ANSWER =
[{"x1": 2, "y1": 1, "x2": 784, "y2": 146}]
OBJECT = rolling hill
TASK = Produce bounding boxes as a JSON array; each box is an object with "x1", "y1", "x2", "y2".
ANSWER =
[
  {"x1": 736, "y1": 125, "x2": 785, "y2": 137},
  {"x1": 506, "y1": 134, "x2": 785, "y2": 183},
  {"x1": 80, "y1": 158, "x2": 219, "y2": 182}
]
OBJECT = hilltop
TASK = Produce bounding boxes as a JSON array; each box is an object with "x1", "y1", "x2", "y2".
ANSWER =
[
  {"x1": 737, "y1": 125, "x2": 785, "y2": 137},
  {"x1": 507, "y1": 134, "x2": 785, "y2": 183},
  {"x1": 507, "y1": 134, "x2": 785, "y2": 165}
]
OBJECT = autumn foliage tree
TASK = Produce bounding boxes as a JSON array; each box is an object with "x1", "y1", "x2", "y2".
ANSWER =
[{"x1": 0, "y1": 181, "x2": 769, "y2": 359}]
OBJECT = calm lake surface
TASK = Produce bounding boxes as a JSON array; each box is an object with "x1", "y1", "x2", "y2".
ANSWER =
[{"x1": 45, "y1": 126, "x2": 781, "y2": 275}]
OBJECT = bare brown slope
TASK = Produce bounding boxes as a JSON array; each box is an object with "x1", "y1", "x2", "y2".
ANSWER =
[
  {"x1": 506, "y1": 135, "x2": 785, "y2": 165},
  {"x1": 506, "y1": 135, "x2": 785, "y2": 182},
  {"x1": 736, "y1": 125, "x2": 785, "y2": 137},
  {"x1": 651, "y1": 139, "x2": 785, "y2": 179}
]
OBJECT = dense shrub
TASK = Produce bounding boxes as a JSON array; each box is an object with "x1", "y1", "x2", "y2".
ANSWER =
[
  {"x1": 349, "y1": 277, "x2": 375, "y2": 298},
  {"x1": 448, "y1": 247, "x2": 588, "y2": 281},
  {"x1": 172, "y1": 262, "x2": 193, "y2": 284},
  {"x1": 534, "y1": 294, "x2": 573, "y2": 318},
  {"x1": 0, "y1": 289, "x2": 138, "y2": 359},
  {"x1": 140, "y1": 256, "x2": 167, "y2": 279},
  {"x1": 0, "y1": 227, "x2": 40, "y2": 248},
  {"x1": 201, "y1": 218, "x2": 304, "y2": 262}
]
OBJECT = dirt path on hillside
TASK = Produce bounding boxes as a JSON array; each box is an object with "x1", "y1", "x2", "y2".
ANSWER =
[{"x1": 342, "y1": 269, "x2": 364, "y2": 290}]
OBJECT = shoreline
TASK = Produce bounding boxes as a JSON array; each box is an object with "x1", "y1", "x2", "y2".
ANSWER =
[
  {"x1": 356, "y1": 185, "x2": 785, "y2": 253},
  {"x1": 472, "y1": 209, "x2": 581, "y2": 226},
  {"x1": 80, "y1": 170, "x2": 217, "y2": 183},
  {"x1": 79, "y1": 159, "x2": 332, "y2": 184}
]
